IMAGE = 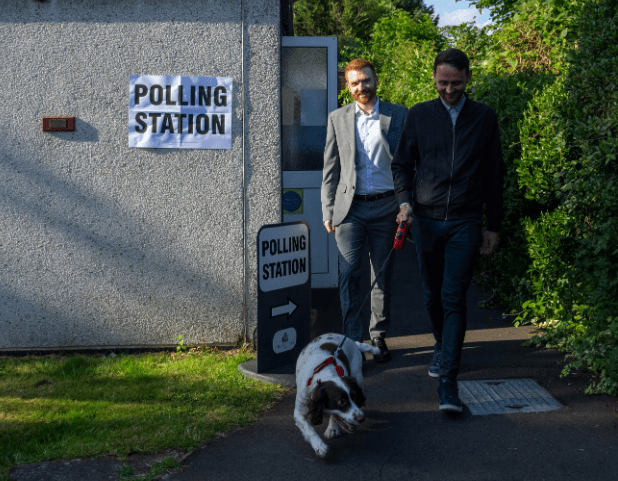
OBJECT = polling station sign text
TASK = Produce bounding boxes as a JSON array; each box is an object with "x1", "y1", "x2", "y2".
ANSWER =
[
  {"x1": 257, "y1": 222, "x2": 310, "y2": 373},
  {"x1": 129, "y1": 75, "x2": 232, "y2": 149}
]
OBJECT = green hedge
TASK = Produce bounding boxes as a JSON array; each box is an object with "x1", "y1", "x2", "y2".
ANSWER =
[{"x1": 472, "y1": 0, "x2": 618, "y2": 396}]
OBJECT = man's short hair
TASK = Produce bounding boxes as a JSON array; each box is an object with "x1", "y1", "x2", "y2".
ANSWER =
[
  {"x1": 344, "y1": 59, "x2": 377, "y2": 82},
  {"x1": 433, "y1": 48, "x2": 470, "y2": 74}
]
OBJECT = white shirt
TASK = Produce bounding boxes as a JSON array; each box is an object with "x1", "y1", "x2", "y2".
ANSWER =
[{"x1": 354, "y1": 98, "x2": 395, "y2": 195}]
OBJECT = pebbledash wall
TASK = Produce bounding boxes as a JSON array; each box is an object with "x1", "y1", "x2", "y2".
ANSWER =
[{"x1": 0, "y1": 0, "x2": 284, "y2": 349}]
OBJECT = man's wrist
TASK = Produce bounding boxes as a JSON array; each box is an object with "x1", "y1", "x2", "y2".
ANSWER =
[{"x1": 399, "y1": 203, "x2": 412, "y2": 215}]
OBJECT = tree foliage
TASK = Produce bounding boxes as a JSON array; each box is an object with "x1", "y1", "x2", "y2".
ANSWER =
[
  {"x1": 293, "y1": 0, "x2": 618, "y2": 396},
  {"x1": 391, "y1": 0, "x2": 438, "y2": 23},
  {"x1": 369, "y1": 10, "x2": 444, "y2": 106},
  {"x1": 293, "y1": 0, "x2": 439, "y2": 68},
  {"x1": 293, "y1": 0, "x2": 395, "y2": 42},
  {"x1": 516, "y1": 1, "x2": 618, "y2": 395},
  {"x1": 468, "y1": 0, "x2": 520, "y2": 23},
  {"x1": 469, "y1": 0, "x2": 618, "y2": 396}
]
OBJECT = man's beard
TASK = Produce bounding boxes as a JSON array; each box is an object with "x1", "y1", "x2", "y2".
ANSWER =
[
  {"x1": 440, "y1": 89, "x2": 464, "y2": 107},
  {"x1": 352, "y1": 87, "x2": 377, "y2": 106}
]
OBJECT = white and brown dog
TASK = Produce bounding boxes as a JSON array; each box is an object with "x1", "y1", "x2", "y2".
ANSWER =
[{"x1": 294, "y1": 333, "x2": 380, "y2": 457}]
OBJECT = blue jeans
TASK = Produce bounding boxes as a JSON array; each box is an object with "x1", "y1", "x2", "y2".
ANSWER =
[
  {"x1": 411, "y1": 216, "x2": 483, "y2": 380},
  {"x1": 335, "y1": 196, "x2": 399, "y2": 342}
]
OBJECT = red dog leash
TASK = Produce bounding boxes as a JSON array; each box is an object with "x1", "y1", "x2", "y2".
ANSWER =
[
  {"x1": 309, "y1": 221, "x2": 410, "y2": 387},
  {"x1": 344, "y1": 220, "x2": 409, "y2": 332}
]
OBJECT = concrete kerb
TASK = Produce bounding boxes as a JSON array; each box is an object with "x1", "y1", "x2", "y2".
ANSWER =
[{"x1": 238, "y1": 359, "x2": 296, "y2": 388}]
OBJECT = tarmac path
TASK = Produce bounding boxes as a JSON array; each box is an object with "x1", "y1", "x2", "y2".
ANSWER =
[
  {"x1": 163, "y1": 243, "x2": 618, "y2": 481},
  {"x1": 9, "y1": 243, "x2": 618, "y2": 481}
]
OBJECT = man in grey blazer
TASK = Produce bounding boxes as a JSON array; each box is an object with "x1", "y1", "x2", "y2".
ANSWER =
[{"x1": 321, "y1": 59, "x2": 408, "y2": 361}]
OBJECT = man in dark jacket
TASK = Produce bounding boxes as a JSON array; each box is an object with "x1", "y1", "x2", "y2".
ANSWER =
[{"x1": 392, "y1": 48, "x2": 503, "y2": 412}]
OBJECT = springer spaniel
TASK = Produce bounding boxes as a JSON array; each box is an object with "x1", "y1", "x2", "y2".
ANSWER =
[{"x1": 294, "y1": 333, "x2": 380, "y2": 457}]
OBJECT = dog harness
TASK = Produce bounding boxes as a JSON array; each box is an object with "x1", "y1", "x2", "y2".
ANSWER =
[
  {"x1": 306, "y1": 336, "x2": 348, "y2": 386},
  {"x1": 306, "y1": 357, "x2": 344, "y2": 386}
]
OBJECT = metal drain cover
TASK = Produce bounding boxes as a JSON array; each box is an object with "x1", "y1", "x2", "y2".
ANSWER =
[{"x1": 458, "y1": 379, "x2": 563, "y2": 416}]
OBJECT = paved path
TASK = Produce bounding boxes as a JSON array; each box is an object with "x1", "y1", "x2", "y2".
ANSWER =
[
  {"x1": 10, "y1": 243, "x2": 618, "y2": 480},
  {"x1": 164, "y1": 243, "x2": 618, "y2": 481}
]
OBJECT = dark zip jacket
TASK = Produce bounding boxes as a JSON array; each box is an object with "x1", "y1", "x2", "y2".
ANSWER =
[{"x1": 392, "y1": 97, "x2": 503, "y2": 232}]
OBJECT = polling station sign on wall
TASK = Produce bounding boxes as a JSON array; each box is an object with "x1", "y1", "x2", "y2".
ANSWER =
[{"x1": 129, "y1": 75, "x2": 232, "y2": 149}]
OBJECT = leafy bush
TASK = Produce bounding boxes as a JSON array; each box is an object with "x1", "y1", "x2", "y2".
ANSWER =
[
  {"x1": 473, "y1": 0, "x2": 618, "y2": 396},
  {"x1": 523, "y1": 0, "x2": 618, "y2": 395},
  {"x1": 369, "y1": 10, "x2": 443, "y2": 107},
  {"x1": 471, "y1": 70, "x2": 557, "y2": 309},
  {"x1": 482, "y1": 0, "x2": 581, "y2": 74},
  {"x1": 293, "y1": 0, "x2": 393, "y2": 41},
  {"x1": 337, "y1": 9, "x2": 443, "y2": 108}
]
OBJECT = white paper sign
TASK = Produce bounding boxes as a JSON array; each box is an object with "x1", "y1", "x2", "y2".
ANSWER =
[{"x1": 129, "y1": 75, "x2": 233, "y2": 149}]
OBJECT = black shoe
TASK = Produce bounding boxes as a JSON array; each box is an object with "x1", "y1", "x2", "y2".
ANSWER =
[
  {"x1": 428, "y1": 344, "x2": 441, "y2": 378},
  {"x1": 371, "y1": 337, "x2": 392, "y2": 362},
  {"x1": 438, "y1": 378, "x2": 463, "y2": 413}
]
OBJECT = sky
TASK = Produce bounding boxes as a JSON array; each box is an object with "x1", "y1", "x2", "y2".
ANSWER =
[{"x1": 427, "y1": 1, "x2": 492, "y2": 28}]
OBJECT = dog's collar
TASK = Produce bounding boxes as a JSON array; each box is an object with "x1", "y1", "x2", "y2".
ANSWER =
[{"x1": 307, "y1": 357, "x2": 344, "y2": 387}]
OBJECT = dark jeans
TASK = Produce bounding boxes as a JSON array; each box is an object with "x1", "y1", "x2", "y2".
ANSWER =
[
  {"x1": 411, "y1": 215, "x2": 483, "y2": 380},
  {"x1": 335, "y1": 196, "x2": 399, "y2": 342}
]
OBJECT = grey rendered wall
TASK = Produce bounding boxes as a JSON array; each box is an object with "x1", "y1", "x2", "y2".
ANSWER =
[{"x1": 0, "y1": 0, "x2": 281, "y2": 349}]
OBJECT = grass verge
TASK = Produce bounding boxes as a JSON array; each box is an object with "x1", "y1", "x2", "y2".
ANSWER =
[
  {"x1": 118, "y1": 456, "x2": 181, "y2": 480},
  {"x1": 0, "y1": 346, "x2": 288, "y2": 478}
]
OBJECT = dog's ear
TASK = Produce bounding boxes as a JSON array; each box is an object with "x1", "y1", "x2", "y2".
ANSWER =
[
  {"x1": 344, "y1": 377, "x2": 366, "y2": 407},
  {"x1": 306, "y1": 381, "x2": 327, "y2": 425}
]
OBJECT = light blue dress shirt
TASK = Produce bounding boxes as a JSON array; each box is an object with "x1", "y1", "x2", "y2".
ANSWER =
[
  {"x1": 441, "y1": 95, "x2": 466, "y2": 128},
  {"x1": 354, "y1": 98, "x2": 395, "y2": 195}
]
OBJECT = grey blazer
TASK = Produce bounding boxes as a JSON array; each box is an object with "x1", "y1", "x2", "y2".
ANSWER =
[{"x1": 321, "y1": 100, "x2": 408, "y2": 226}]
